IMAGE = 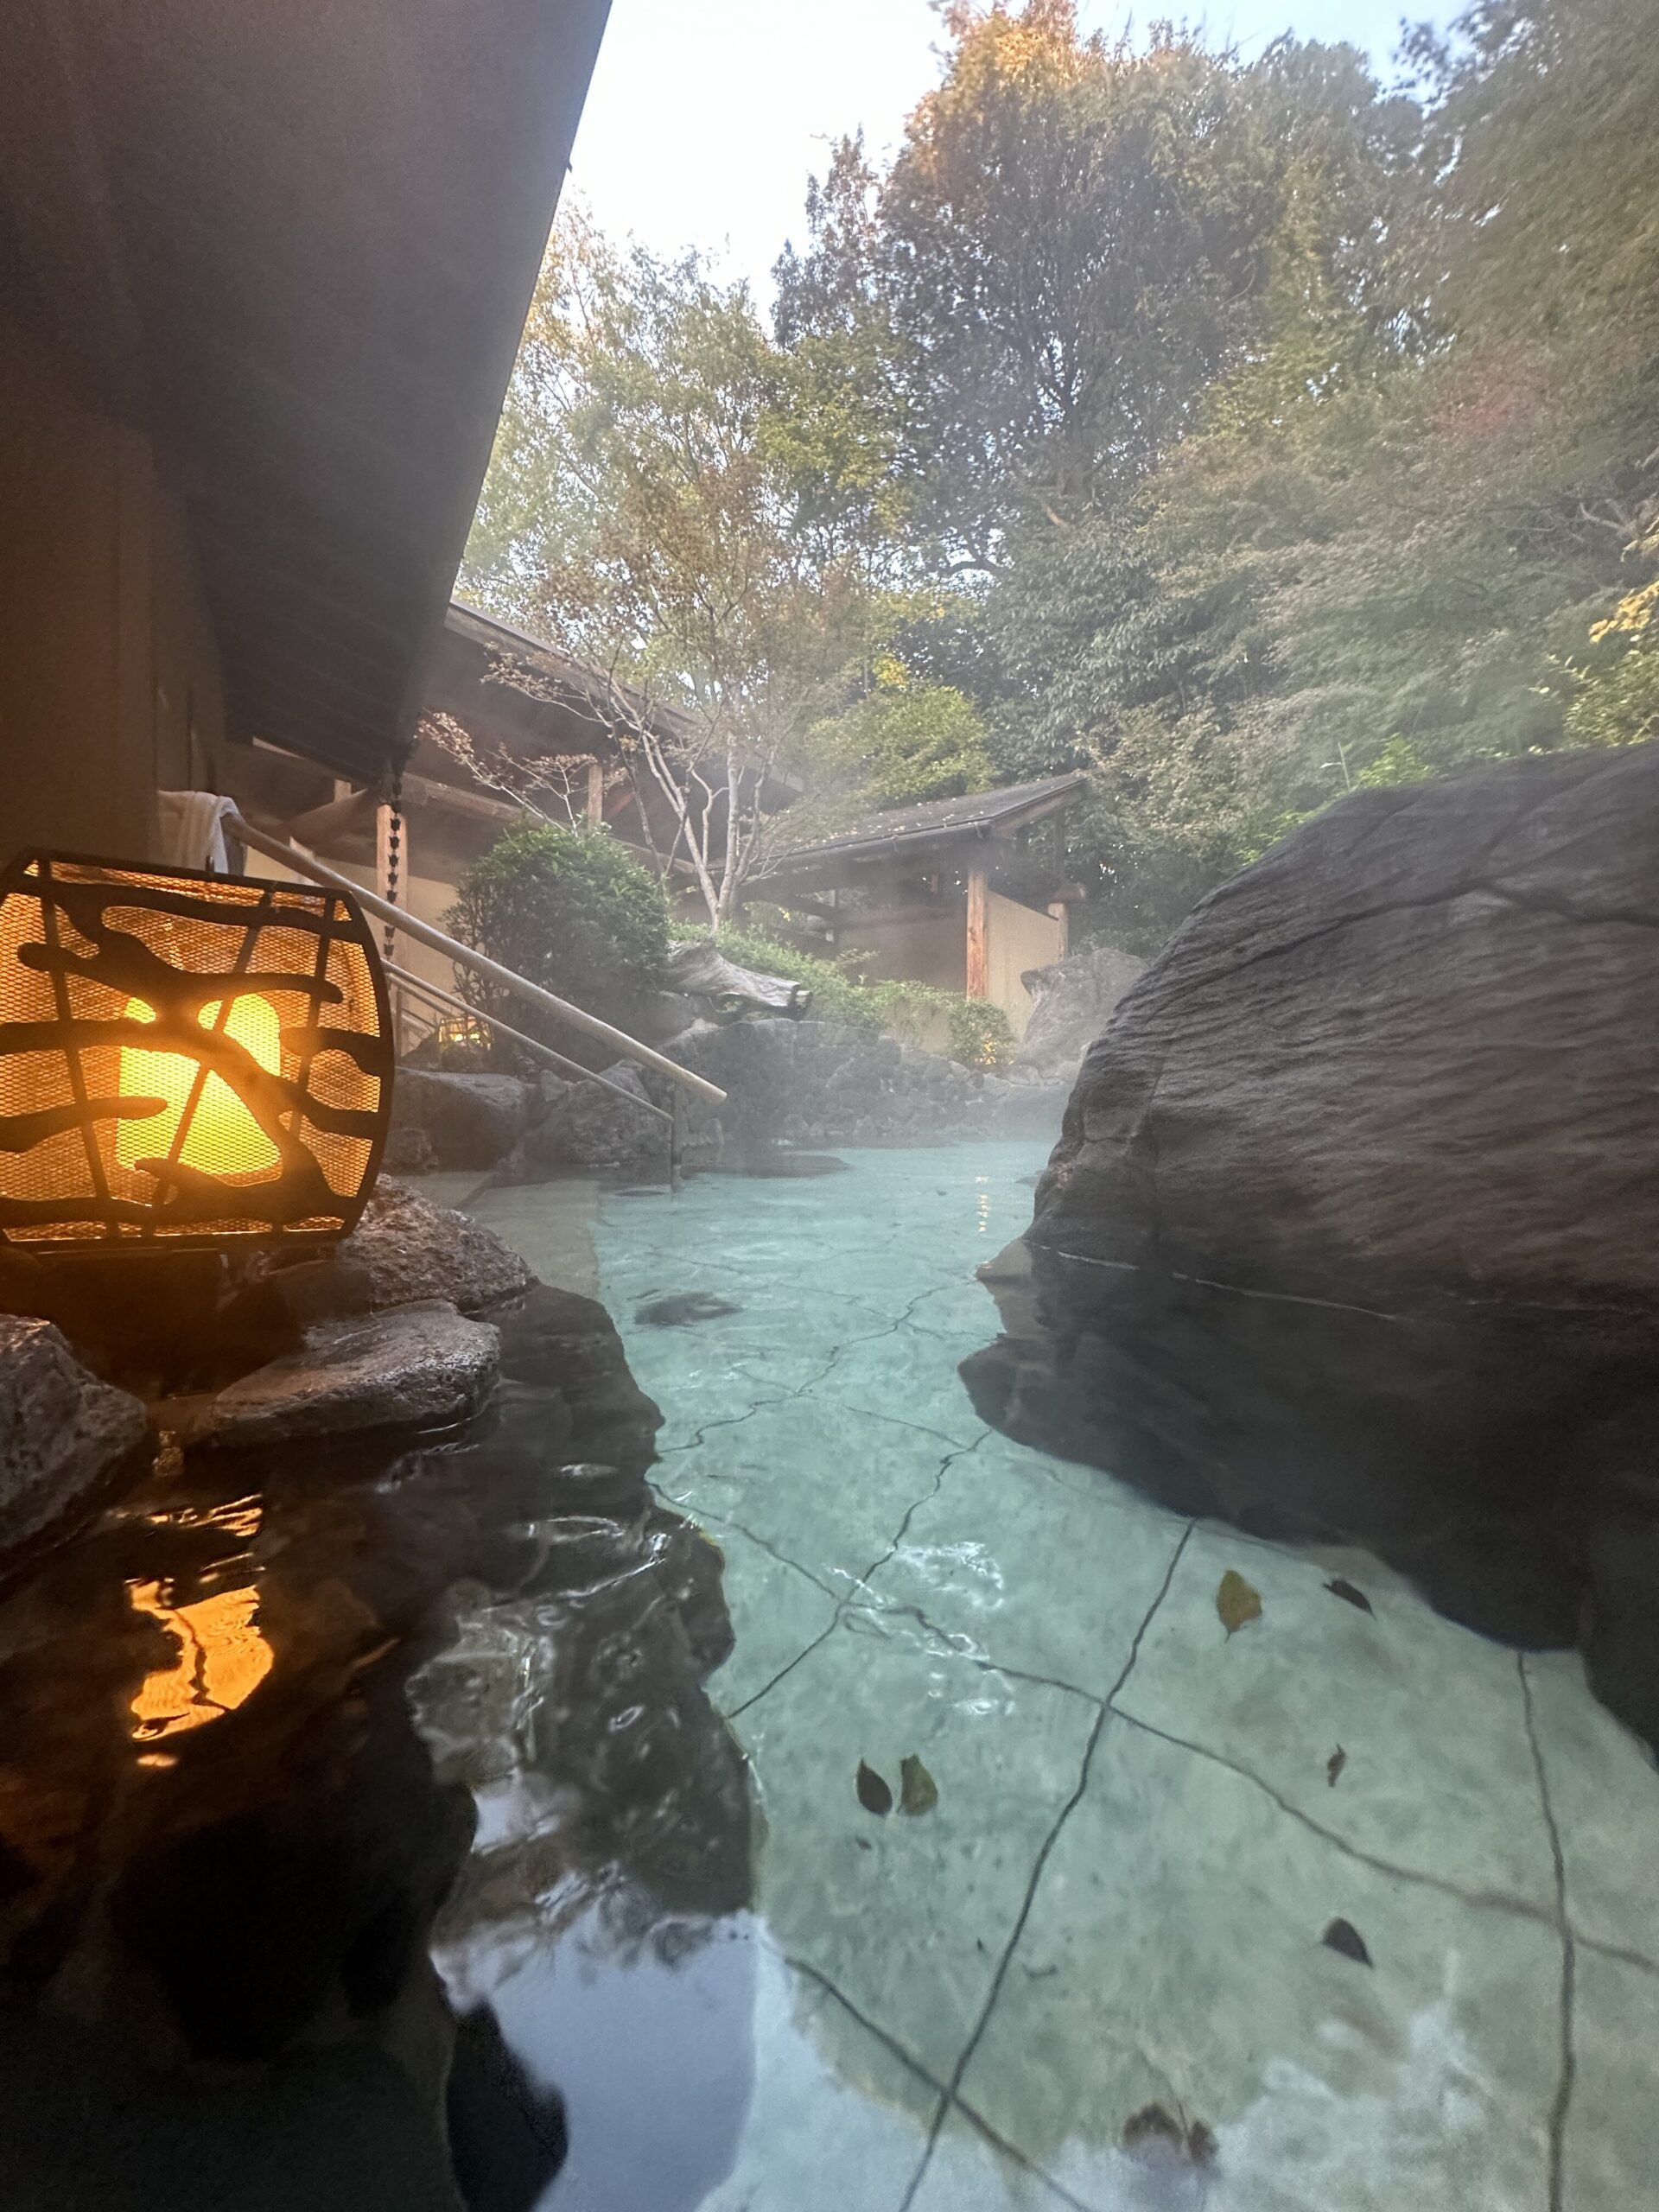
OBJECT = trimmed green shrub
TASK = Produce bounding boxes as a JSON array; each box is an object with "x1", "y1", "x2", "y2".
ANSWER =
[{"x1": 448, "y1": 823, "x2": 671, "y2": 1064}]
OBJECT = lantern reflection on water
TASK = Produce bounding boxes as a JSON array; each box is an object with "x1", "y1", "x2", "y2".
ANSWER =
[
  {"x1": 128, "y1": 1576, "x2": 275, "y2": 1743},
  {"x1": 0, "y1": 851, "x2": 392, "y2": 1248}
]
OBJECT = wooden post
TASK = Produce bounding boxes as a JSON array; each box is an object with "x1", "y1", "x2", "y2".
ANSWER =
[
  {"x1": 1046, "y1": 899, "x2": 1071, "y2": 960},
  {"x1": 586, "y1": 759, "x2": 604, "y2": 828},
  {"x1": 965, "y1": 864, "x2": 989, "y2": 1001}
]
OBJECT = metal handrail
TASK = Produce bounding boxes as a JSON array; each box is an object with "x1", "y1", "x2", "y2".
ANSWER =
[
  {"x1": 385, "y1": 958, "x2": 671, "y2": 1125},
  {"x1": 225, "y1": 812, "x2": 725, "y2": 1105}
]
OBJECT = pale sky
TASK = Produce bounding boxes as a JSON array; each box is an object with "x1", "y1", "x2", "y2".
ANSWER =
[{"x1": 569, "y1": 0, "x2": 1457, "y2": 301}]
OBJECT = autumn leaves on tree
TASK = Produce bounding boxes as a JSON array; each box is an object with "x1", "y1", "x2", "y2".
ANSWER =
[{"x1": 461, "y1": 0, "x2": 1659, "y2": 950}]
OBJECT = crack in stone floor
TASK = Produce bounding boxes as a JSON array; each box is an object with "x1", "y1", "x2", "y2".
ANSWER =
[{"x1": 463, "y1": 1146, "x2": 1659, "y2": 2212}]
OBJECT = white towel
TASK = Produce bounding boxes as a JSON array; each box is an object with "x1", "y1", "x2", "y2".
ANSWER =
[{"x1": 156, "y1": 791, "x2": 239, "y2": 874}]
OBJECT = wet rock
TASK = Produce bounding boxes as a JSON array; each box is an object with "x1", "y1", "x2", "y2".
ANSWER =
[
  {"x1": 978, "y1": 1072, "x2": 1072, "y2": 1141},
  {"x1": 0, "y1": 2012, "x2": 468, "y2": 2212},
  {"x1": 970, "y1": 744, "x2": 1659, "y2": 1746},
  {"x1": 493, "y1": 1283, "x2": 662, "y2": 1477},
  {"x1": 1014, "y1": 940, "x2": 1146, "y2": 1081},
  {"x1": 448, "y1": 2006, "x2": 569, "y2": 2212},
  {"x1": 503, "y1": 1017, "x2": 1068, "y2": 1171},
  {"x1": 1584, "y1": 1512, "x2": 1659, "y2": 1751},
  {"x1": 634, "y1": 1292, "x2": 741, "y2": 1327},
  {"x1": 243, "y1": 1179, "x2": 534, "y2": 1331},
  {"x1": 524, "y1": 1063, "x2": 666, "y2": 1173},
  {"x1": 1032, "y1": 746, "x2": 1659, "y2": 1300},
  {"x1": 661, "y1": 938, "x2": 812, "y2": 1017},
  {"x1": 0, "y1": 1315, "x2": 149, "y2": 1553},
  {"x1": 381, "y1": 1124, "x2": 438, "y2": 1176},
  {"x1": 645, "y1": 1018, "x2": 1049, "y2": 1154},
  {"x1": 345, "y1": 1179, "x2": 533, "y2": 1315},
  {"x1": 0, "y1": 1237, "x2": 734, "y2": 2212},
  {"x1": 155, "y1": 1301, "x2": 499, "y2": 1449},
  {"x1": 649, "y1": 1508, "x2": 737, "y2": 1677},
  {"x1": 391, "y1": 1070, "x2": 532, "y2": 1171}
]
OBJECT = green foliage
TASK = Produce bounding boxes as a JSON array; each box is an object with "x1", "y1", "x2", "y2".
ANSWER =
[
  {"x1": 461, "y1": 214, "x2": 909, "y2": 925},
  {"x1": 948, "y1": 0, "x2": 1659, "y2": 938},
  {"x1": 803, "y1": 653, "x2": 992, "y2": 818},
  {"x1": 686, "y1": 921, "x2": 1011, "y2": 1069},
  {"x1": 1566, "y1": 578, "x2": 1659, "y2": 748},
  {"x1": 448, "y1": 823, "x2": 671, "y2": 1063},
  {"x1": 684, "y1": 922, "x2": 949, "y2": 1039},
  {"x1": 946, "y1": 999, "x2": 1016, "y2": 1072},
  {"x1": 469, "y1": 0, "x2": 1659, "y2": 964}
]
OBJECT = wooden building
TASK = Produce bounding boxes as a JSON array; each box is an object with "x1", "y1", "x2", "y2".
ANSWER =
[
  {"x1": 217, "y1": 599, "x2": 667, "y2": 1010},
  {"x1": 1, "y1": 0, "x2": 610, "y2": 865},
  {"x1": 219, "y1": 598, "x2": 793, "y2": 1016},
  {"x1": 754, "y1": 773, "x2": 1089, "y2": 1037}
]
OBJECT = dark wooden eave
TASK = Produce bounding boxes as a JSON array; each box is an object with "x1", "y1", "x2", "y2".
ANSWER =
[
  {"x1": 754, "y1": 772, "x2": 1090, "y2": 889},
  {"x1": 432, "y1": 601, "x2": 701, "y2": 762},
  {"x1": 0, "y1": 0, "x2": 611, "y2": 784}
]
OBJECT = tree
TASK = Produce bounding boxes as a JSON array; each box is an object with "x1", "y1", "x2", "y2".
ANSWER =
[
  {"x1": 795, "y1": 653, "x2": 991, "y2": 835},
  {"x1": 463, "y1": 2, "x2": 1659, "y2": 958},
  {"x1": 963, "y1": 2, "x2": 1658, "y2": 940},
  {"x1": 461, "y1": 215, "x2": 881, "y2": 926}
]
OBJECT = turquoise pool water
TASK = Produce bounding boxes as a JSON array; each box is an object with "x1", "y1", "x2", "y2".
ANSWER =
[{"x1": 455, "y1": 1143, "x2": 1659, "y2": 2212}]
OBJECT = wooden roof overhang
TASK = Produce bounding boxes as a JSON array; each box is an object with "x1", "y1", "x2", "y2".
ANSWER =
[
  {"x1": 755, "y1": 772, "x2": 1089, "y2": 898},
  {"x1": 0, "y1": 0, "x2": 611, "y2": 785},
  {"x1": 422, "y1": 599, "x2": 804, "y2": 841},
  {"x1": 425, "y1": 601, "x2": 698, "y2": 770}
]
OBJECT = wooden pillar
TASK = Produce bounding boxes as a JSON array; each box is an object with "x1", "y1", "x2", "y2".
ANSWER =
[
  {"x1": 1046, "y1": 898, "x2": 1071, "y2": 959},
  {"x1": 586, "y1": 758, "x2": 604, "y2": 828},
  {"x1": 965, "y1": 864, "x2": 989, "y2": 1001}
]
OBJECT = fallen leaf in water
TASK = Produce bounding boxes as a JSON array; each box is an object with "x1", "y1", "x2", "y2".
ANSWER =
[
  {"x1": 1122, "y1": 2105, "x2": 1218, "y2": 2170},
  {"x1": 1217, "y1": 1570, "x2": 1262, "y2": 1637},
  {"x1": 899, "y1": 1753, "x2": 938, "y2": 1815},
  {"x1": 1122, "y1": 2105, "x2": 1185, "y2": 2155},
  {"x1": 1185, "y1": 2120, "x2": 1218, "y2": 2168},
  {"x1": 1325, "y1": 1577, "x2": 1375, "y2": 1616},
  {"x1": 1322, "y1": 1916, "x2": 1373, "y2": 1967},
  {"x1": 1327, "y1": 1745, "x2": 1347, "y2": 1788},
  {"x1": 855, "y1": 1760, "x2": 893, "y2": 1816}
]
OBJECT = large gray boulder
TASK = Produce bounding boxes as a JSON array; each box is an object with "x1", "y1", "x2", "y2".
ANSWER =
[
  {"x1": 965, "y1": 743, "x2": 1659, "y2": 1746},
  {"x1": 1032, "y1": 745, "x2": 1659, "y2": 1299},
  {"x1": 239, "y1": 1179, "x2": 533, "y2": 1332},
  {"x1": 646, "y1": 1019, "x2": 1035, "y2": 1153},
  {"x1": 1014, "y1": 941, "x2": 1146, "y2": 1080},
  {"x1": 390, "y1": 1070, "x2": 533, "y2": 1170},
  {"x1": 524, "y1": 1065, "x2": 666, "y2": 1173},
  {"x1": 0, "y1": 1316, "x2": 149, "y2": 1551},
  {"x1": 156, "y1": 1301, "x2": 499, "y2": 1449}
]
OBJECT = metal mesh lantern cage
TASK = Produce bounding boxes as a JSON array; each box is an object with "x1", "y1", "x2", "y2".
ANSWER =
[{"x1": 0, "y1": 851, "x2": 393, "y2": 1249}]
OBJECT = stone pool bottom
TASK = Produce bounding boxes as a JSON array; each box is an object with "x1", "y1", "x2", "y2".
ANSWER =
[{"x1": 454, "y1": 1141, "x2": 1659, "y2": 2212}]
